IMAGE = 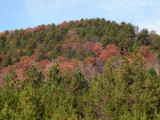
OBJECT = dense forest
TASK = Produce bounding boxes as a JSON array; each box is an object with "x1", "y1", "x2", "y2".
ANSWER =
[{"x1": 1, "y1": 18, "x2": 160, "y2": 119}]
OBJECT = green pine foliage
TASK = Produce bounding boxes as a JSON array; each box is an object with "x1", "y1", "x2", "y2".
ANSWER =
[
  {"x1": 0, "y1": 56, "x2": 160, "y2": 119},
  {"x1": 65, "y1": 49, "x2": 76, "y2": 59}
]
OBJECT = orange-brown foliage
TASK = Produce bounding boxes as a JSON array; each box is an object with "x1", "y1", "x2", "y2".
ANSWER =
[
  {"x1": 62, "y1": 44, "x2": 72, "y2": 55},
  {"x1": 84, "y1": 58, "x2": 96, "y2": 66},
  {"x1": 80, "y1": 63, "x2": 97, "y2": 83},
  {"x1": 16, "y1": 69, "x2": 26, "y2": 81},
  {"x1": 9, "y1": 41, "x2": 13, "y2": 46},
  {"x1": 46, "y1": 51, "x2": 51, "y2": 57},
  {"x1": 36, "y1": 59, "x2": 51, "y2": 69},
  {"x1": 31, "y1": 52, "x2": 41, "y2": 61},
  {"x1": 139, "y1": 46, "x2": 157, "y2": 67},
  {"x1": 20, "y1": 56, "x2": 32, "y2": 63},
  {"x1": 65, "y1": 29, "x2": 78, "y2": 43},
  {"x1": 15, "y1": 61, "x2": 31, "y2": 72},
  {"x1": 72, "y1": 43, "x2": 81, "y2": 51},
  {"x1": 25, "y1": 27, "x2": 34, "y2": 33},
  {"x1": 17, "y1": 56, "x2": 36, "y2": 72},
  {"x1": 34, "y1": 26, "x2": 45, "y2": 34},
  {"x1": 92, "y1": 42, "x2": 103, "y2": 57},
  {"x1": 16, "y1": 49, "x2": 20, "y2": 54},
  {"x1": 62, "y1": 43, "x2": 81, "y2": 55},
  {"x1": 43, "y1": 62, "x2": 53, "y2": 79},
  {"x1": 106, "y1": 44, "x2": 117, "y2": 50},
  {"x1": 0, "y1": 66, "x2": 14, "y2": 86},
  {"x1": 99, "y1": 44, "x2": 120, "y2": 63},
  {"x1": 82, "y1": 42, "x2": 94, "y2": 52},
  {"x1": 57, "y1": 56, "x2": 68, "y2": 63},
  {"x1": 59, "y1": 21, "x2": 76, "y2": 27},
  {"x1": 58, "y1": 58, "x2": 97, "y2": 81},
  {"x1": 59, "y1": 58, "x2": 80, "y2": 74}
]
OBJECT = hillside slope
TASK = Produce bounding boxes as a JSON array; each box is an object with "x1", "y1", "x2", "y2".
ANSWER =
[
  {"x1": 0, "y1": 18, "x2": 159, "y2": 85},
  {"x1": 1, "y1": 18, "x2": 160, "y2": 119}
]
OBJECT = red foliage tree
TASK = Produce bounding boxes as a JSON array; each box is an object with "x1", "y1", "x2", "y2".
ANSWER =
[
  {"x1": 26, "y1": 27, "x2": 34, "y2": 33},
  {"x1": 62, "y1": 43, "x2": 81, "y2": 55},
  {"x1": 62, "y1": 44, "x2": 72, "y2": 55},
  {"x1": 58, "y1": 58, "x2": 97, "y2": 82},
  {"x1": 15, "y1": 61, "x2": 31, "y2": 72},
  {"x1": 99, "y1": 44, "x2": 120, "y2": 64},
  {"x1": 59, "y1": 20, "x2": 76, "y2": 27},
  {"x1": 139, "y1": 46, "x2": 157, "y2": 68},
  {"x1": 36, "y1": 59, "x2": 51, "y2": 69},
  {"x1": 33, "y1": 26, "x2": 45, "y2": 34},
  {"x1": 84, "y1": 58, "x2": 96, "y2": 66},
  {"x1": 57, "y1": 56, "x2": 68, "y2": 63},
  {"x1": 92, "y1": 42, "x2": 103, "y2": 57},
  {"x1": 82, "y1": 42, "x2": 94, "y2": 52}
]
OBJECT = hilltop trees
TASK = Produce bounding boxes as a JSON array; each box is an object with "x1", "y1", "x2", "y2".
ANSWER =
[{"x1": 0, "y1": 18, "x2": 160, "y2": 69}]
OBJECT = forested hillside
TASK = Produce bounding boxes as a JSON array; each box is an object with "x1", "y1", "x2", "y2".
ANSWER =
[{"x1": 1, "y1": 18, "x2": 160, "y2": 119}]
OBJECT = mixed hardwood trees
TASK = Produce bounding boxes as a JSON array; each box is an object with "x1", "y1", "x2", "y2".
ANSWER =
[{"x1": 0, "y1": 18, "x2": 160, "y2": 119}]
